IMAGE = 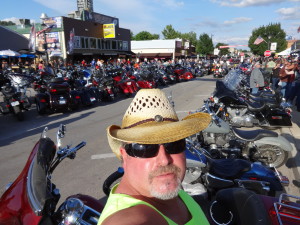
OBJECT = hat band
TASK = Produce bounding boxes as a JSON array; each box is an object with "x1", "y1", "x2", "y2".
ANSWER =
[{"x1": 123, "y1": 117, "x2": 177, "y2": 129}]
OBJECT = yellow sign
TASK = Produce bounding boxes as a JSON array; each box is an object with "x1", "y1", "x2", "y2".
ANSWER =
[{"x1": 103, "y1": 24, "x2": 115, "y2": 38}]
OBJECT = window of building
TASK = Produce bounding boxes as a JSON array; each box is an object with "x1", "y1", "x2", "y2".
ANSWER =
[
  {"x1": 85, "y1": 38, "x2": 89, "y2": 49},
  {"x1": 97, "y1": 39, "x2": 101, "y2": 49},
  {"x1": 118, "y1": 41, "x2": 123, "y2": 50},
  {"x1": 106, "y1": 40, "x2": 111, "y2": 50},
  {"x1": 90, "y1": 38, "x2": 96, "y2": 48},
  {"x1": 81, "y1": 37, "x2": 85, "y2": 48},
  {"x1": 112, "y1": 40, "x2": 117, "y2": 50},
  {"x1": 102, "y1": 39, "x2": 106, "y2": 50}
]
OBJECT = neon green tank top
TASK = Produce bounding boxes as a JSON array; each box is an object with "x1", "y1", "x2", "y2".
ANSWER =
[{"x1": 98, "y1": 185, "x2": 209, "y2": 225}]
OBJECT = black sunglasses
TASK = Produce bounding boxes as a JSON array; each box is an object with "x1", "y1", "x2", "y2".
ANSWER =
[{"x1": 124, "y1": 139, "x2": 186, "y2": 158}]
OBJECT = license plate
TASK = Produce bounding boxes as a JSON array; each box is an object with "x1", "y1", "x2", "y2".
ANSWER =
[
  {"x1": 127, "y1": 82, "x2": 131, "y2": 85},
  {"x1": 90, "y1": 97, "x2": 96, "y2": 102},
  {"x1": 11, "y1": 101, "x2": 20, "y2": 106},
  {"x1": 59, "y1": 99, "x2": 66, "y2": 104}
]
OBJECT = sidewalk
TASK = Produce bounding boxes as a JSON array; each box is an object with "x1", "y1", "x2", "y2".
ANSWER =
[{"x1": 279, "y1": 105, "x2": 300, "y2": 195}]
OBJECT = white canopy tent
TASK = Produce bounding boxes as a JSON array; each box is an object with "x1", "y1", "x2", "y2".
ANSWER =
[{"x1": 278, "y1": 47, "x2": 291, "y2": 56}]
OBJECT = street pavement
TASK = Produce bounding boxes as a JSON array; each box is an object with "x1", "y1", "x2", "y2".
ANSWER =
[{"x1": 279, "y1": 105, "x2": 300, "y2": 195}]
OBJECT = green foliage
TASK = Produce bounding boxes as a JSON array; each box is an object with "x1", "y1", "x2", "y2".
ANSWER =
[
  {"x1": 132, "y1": 31, "x2": 160, "y2": 40},
  {"x1": 181, "y1": 31, "x2": 197, "y2": 47},
  {"x1": 248, "y1": 23, "x2": 287, "y2": 55},
  {"x1": 197, "y1": 33, "x2": 214, "y2": 55},
  {"x1": 162, "y1": 25, "x2": 181, "y2": 39},
  {"x1": 0, "y1": 21, "x2": 16, "y2": 26},
  {"x1": 215, "y1": 43, "x2": 230, "y2": 56}
]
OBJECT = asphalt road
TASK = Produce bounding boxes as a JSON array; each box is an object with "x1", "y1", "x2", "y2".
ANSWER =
[{"x1": 0, "y1": 75, "x2": 299, "y2": 205}]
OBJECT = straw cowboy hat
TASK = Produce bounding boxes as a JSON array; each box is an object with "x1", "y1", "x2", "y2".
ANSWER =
[{"x1": 107, "y1": 89, "x2": 211, "y2": 159}]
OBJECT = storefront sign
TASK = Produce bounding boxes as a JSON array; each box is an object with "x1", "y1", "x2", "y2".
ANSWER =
[
  {"x1": 103, "y1": 24, "x2": 115, "y2": 38},
  {"x1": 43, "y1": 17, "x2": 62, "y2": 28}
]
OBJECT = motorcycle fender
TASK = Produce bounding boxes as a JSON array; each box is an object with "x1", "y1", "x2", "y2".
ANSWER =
[
  {"x1": 205, "y1": 173, "x2": 234, "y2": 189},
  {"x1": 254, "y1": 136, "x2": 293, "y2": 152}
]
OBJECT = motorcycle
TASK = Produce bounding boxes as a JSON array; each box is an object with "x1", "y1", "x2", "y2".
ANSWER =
[
  {"x1": 0, "y1": 124, "x2": 103, "y2": 225},
  {"x1": 212, "y1": 70, "x2": 292, "y2": 128},
  {"x1": 111, "y1": 68, "x2": 139, "y2": 97},
  {"x1": 0, "y1": 73, "x2": 32, "y2": 121},
  {"x1": 34, "y1": 77, "x2": 80, "y2": 114},
  {"x1": 194, "y1": 100, "x2": 292, "y2": 168},
  {"x1": 183, "y1": 137, "x2": 288, "y2": 198}
]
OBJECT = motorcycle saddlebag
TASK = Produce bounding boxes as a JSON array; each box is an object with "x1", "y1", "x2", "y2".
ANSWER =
[
  {"x1": 0, "y1": 102, "x2": 10, "y2": 114},
  {"x1": 266, "y1": 109, "x2": 292, "y2": 127}
]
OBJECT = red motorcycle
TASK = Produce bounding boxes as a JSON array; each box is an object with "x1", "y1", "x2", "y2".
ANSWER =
[
  {"x1": 111, "y1": 69, "x2": 139, "y2": 97},
  {"x1": 0, "y1": 125, "x2": 103, "y2": 225}
]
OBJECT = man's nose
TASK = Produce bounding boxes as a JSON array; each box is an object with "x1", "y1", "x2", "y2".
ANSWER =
[{"x1": 156, "y1": 145, "x2": 173, "y2": 166}]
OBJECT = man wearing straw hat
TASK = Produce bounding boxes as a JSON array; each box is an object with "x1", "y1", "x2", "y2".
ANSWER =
[{"x1": 98, "y1": 89, "x2": 211, "y2": 225}]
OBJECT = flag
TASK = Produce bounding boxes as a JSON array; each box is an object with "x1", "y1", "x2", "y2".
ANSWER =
[
  {"x1": 28, "y1": 24, "x2": 36, "y2": 52},
  {"x1": 68, "y1": 28, "x2": 75, "y2": 54},
  {"x1": 36, "y1": 24, "x2": 54, "y2": 36},
  {"x1": 298, "y1": 26, "x2": 300, "y2": 33},
  {"x1": 253, "y1": 36, "x2": 265, "y2": 45}
]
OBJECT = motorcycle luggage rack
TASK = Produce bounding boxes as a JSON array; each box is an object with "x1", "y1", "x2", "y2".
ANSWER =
[{"x1": 274, "y1": 193, "x2": 300, "y2": 225}]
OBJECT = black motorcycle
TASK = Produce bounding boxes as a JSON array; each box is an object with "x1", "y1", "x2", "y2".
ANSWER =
[
  {"x1": 35, "y1": 77, "x2": 80, "y2": 114},
  {"x1": 212, "y1": 71, "x2": 292, "y2": 128},
  {"x1": 0, "y1": 73, "x2": 32, "y2": 121}
]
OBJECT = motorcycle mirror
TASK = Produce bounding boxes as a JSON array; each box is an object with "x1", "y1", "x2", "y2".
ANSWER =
[
  {"x1": 57, "y1": 124, "x2": 66, "y2": 149},
  {"x1": 41, "y1": 126, "x2": 48, "y2": 138}
]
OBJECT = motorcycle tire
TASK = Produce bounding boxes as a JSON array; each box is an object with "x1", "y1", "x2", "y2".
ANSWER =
[
  {"x1": 36, "y1": 101, "x2": 47, "y2": 115},
  {"x1": 12, "y1": 106, "x2": 24, "y2": 121},
  {"x1": 103, "y1": 169, "x2": 124, "y2": 196},
  {"x1": 252, "y1": 144, "x2": 288, "y2": 168}
]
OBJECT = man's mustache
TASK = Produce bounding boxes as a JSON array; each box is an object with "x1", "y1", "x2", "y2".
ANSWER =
[{"x1": 149, "y1": 165, "x2": 181, "y2": 182}]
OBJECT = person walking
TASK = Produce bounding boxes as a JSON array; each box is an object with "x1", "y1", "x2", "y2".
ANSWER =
[{"x1": 249, "y1": 62, "x2": 265, "y2": 94}]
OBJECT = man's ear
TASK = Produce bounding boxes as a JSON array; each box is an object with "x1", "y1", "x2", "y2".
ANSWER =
[{"x1": 119, "y1": 146, "x2": 126, "y2": 163}]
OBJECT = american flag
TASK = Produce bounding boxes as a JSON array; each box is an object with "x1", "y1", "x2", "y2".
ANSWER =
[
  {"x1": 28, "y1": 24, "x2": 36, "y2": 52},
  {"x1": 36, "y1": 24, "x2": 54, "y2": 36},
  {"x1": 253, "y1": 36, "x2": 265, "y2": 45},
  {"x1": 298, "y1": 26, "x2": 300, "y2": 33}
]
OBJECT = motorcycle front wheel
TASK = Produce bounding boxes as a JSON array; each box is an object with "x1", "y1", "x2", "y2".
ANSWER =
[{"x1": 252, "y1": 144, "x2": 288, "y2": 168}]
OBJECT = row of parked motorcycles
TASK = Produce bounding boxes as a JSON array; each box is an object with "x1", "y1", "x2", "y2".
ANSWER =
[
  {"x1": 0, "y1": 63, "x2": 197, "y2": 120},
  {"x1": 0, "y1": 68, "x2": 299, "y2": 224}
]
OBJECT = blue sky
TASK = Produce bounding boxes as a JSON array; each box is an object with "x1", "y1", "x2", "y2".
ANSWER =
[{"x1": 1, "y1": 0, "x2": 300, "y2": 49}]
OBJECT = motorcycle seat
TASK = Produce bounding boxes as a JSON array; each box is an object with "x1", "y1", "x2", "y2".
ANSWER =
[
  {"x1": 207, "y1": 158, "x2": 251, "y2": 179},
  {"x1": 232, "y1": 127, "x2": 278, "y2": 141},
  {"x1": 249, "y1": 91, "x2": 273, "y2": 98},
  {"x1": 249, "y1": 97, "x2": 279, "y2": 108},
  {"x1": 244, "y1": 100, "x2": 265, "y2": 112}
]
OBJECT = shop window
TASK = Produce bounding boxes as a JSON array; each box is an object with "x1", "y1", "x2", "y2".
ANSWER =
[
  {"x1": 90, "y1": 38, "x2": 96, "y2": 49},
  {"x1": 106, "y1": 40, "x2": 111, "y2": 50},
  {"x1": 122, "y1": 41, "x2": 128, "y2": 51},
  {"x1": 102, "y1": 39, "x2": 106, "y2": 50},
  {"x1": 81, "y1": 37, "x2": 85, "y2": 48},
  {"x1": 97, "y1": 39, "x2": 101, "y2": 49},
  {"x1": 112, "y1": 40, "x2": 117, "y2": 50},
  {"x1": 118, "y1": 41, "x2": 123, "y2": 50},
  {"x1": 85, "y1": 38, "x2": 89, "y2": 49}
]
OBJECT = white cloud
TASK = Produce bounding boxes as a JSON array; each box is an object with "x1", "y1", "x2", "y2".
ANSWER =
[
  {"x1": 153, "y1": 0, "x2": 184, "y2": 8},
  {"x1": 211, "y1": 0, "x2": 289, "y2": 7},
  {"x1": 276, "y1": 7, "x2": 300, "y2": 20},
  {"x1": 224, "y1": 17, "x2": 252, "y2": 25}
]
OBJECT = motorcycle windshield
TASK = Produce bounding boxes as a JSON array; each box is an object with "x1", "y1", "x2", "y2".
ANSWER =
[
  {"x1": 222, "y1": 70, "x2": 243, "y2": 91},
  {"x1": 28, "y1": 138, "x2": 56, "y2": 215}
]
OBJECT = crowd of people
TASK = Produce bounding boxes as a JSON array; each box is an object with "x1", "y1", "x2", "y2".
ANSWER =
[{"x1": 249, "y1": 56, "x2": 300, "y2": 111}]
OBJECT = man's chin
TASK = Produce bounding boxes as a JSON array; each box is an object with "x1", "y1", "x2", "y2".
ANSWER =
[{"x1": 149, "y1": 178, "x2": 181, "y2": 200}]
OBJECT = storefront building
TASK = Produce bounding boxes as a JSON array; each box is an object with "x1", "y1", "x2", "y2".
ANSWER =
[{"x1": 131, "y1": 39, "x2": 196, "y2": 61}]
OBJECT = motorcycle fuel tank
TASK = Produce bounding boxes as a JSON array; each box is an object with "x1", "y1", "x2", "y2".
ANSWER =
[{"x1": 203, "y1": 117, "x2": 230, "y2": 134}]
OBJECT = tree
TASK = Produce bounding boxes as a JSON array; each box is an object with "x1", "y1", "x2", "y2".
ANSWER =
[
  {"x1": 132, "y1": 31, "x2": 159, "y2": 40},
  {"x1": 248, "y1": 23, "x2": 287, "y2": 55},
  {"x1": 215, "y1": 43, "x2": 230, "y2": 56},
  {"x1": 196, "y1": 33, "x2": 214, "y2": 55},
  {"x1": 162, "y1": 25, "x2": 181, "y2": 39},
  {"x1": 181, "y1": 31, "x2": 197, "y2": 47},
  {"x1": 0, "y1": 21, "x2": 16, "y2": 26}
]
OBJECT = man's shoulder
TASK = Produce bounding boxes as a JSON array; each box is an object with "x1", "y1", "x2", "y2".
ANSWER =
[{"x1": 101, "y1": 204, "x2": 167, "y2": 225}]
